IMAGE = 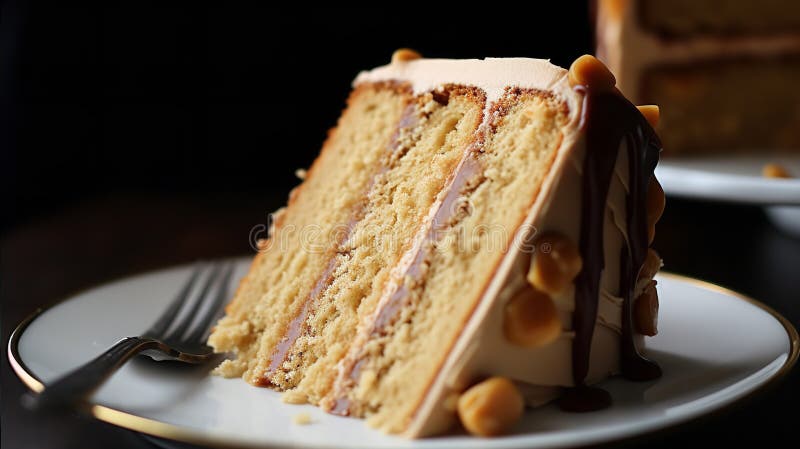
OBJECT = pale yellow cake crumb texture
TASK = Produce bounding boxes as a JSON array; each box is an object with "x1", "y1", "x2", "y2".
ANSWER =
[
  {"x1": 349, "y1": 91, "x2": 570, "y2": 433},
  {"x1": 292, "y1": 413, "x2": 312, "y2": 425},
  {"x1": 281, "y1": 389, "x2": 309, "y2": 405},
  {"x1": 208, "y1": 81, "x2": 573, "y2": 437},
  {"x1": 207, "y1": 83, "x2": 409, "y2": 385},
  {"x1": 271, "y1": 88, "x2": 486, "y2": 405}
]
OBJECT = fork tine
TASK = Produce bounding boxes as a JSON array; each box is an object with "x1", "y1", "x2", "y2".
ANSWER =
[
  {"x1": 162, "y1": 263, "x2": 223, "y2": 342},
  {"x1": 184, "y1": 262, "x2": 235, "y2": 344},
  {"x1": 144, "y1": 262, "x2": 205, "y2": 338}
]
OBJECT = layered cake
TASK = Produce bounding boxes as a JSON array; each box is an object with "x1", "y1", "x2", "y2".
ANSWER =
[
  {"x1": 596, "y1": 0, "x2": 800, "y2": 155},
  {"x1": 208, "y1": 52, "x2": 665, "y2": 438}
]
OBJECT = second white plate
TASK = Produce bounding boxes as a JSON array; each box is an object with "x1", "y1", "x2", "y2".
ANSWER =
[
  {"x1": 8, "y1": 260, "x2": 798, "y2": 449},
  {"x1": 655, "y1": 155, "x2": 800, "y2": 205}
]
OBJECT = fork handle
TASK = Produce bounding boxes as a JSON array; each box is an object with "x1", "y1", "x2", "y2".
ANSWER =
[{"x1": 22, "y1": 336, "x2": 158, "y2": 413}]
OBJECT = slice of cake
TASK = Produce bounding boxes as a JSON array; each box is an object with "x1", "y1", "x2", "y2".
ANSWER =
[
  {"x1": 596, "y1": 0, "x2": 800, "y2": 155},
  {"x1": 208, "y1": 52, "x2": 664, "y2": 438}
]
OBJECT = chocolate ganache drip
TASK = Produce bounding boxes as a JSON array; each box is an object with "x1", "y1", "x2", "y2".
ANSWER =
[{"x1": 562, "y1": 86, "x2": 662, "y2": 412}]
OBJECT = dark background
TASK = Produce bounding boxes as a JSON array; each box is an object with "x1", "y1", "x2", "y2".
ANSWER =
[
  {"x1": 2, "y1": 3, "x2": 592, "y2": 232},
  {"x1": 2, "y1": 3, "x2": 798, "y2": 449}
]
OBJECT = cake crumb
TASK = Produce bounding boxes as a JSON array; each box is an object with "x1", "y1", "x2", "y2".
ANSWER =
[
  {"x1": 211, "y1": 359, "x2": 245, "y2": 378},
  {"x1": 295, "y1": 168, "x2": 308, "y2": 180},
  {"x1": 281, "y1": 389, "x2": 309, "y2": 404},
  {"x1": 293, "y1": 413, "x2": 312, "y2": 425},
  {"x1": 763, "y1": 163, "x2": 793, "y2": 179}
]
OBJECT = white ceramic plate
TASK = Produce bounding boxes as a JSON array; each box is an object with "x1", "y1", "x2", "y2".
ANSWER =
[
  {"x1": 655, "y1": 155, "x2": 800, "y2": 236},
  {"x1": 9, "y1": 260, "x2": 798, "y2": 449},
  {"x1": 655, "y1": 156, "x2": 800, "y2": 206}
]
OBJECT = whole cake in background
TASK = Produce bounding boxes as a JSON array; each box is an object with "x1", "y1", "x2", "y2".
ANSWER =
[
  {"x1": 596, "y1": 0, "x2": 800, "y2": 155},
  {"x1": 208, "y1": 51, "x2": 665, "y2": 438}
]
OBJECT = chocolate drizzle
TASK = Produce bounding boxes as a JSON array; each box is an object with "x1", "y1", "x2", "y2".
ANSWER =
[
  {"x1": 619, "y1": 130, "x2": 662, "y2": 381},
  {"x1": 562, "y1": 85, "x2": 662, "y2": 411}
]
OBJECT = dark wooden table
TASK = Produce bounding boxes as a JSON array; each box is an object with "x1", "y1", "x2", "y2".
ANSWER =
[{"x1": 2, "y1": 193, "x2": 798, "y2": 448}]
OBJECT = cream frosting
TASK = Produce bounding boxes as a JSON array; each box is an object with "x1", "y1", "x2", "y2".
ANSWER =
[
  {"x1": 355, "y1": 57, "x2": 582, "y2": 118},
  {"x1": 406, "y1": 136, "x2": 635, "y2": 437}
]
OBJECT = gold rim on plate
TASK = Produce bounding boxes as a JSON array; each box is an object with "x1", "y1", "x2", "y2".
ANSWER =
[{"x1": 7, "y1": 271, "x2": 799, "y2": 448}]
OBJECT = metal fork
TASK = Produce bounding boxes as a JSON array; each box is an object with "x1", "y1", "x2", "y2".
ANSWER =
[{"x1": 22, "y1": 262, "x2": 235, "y2": 412}]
